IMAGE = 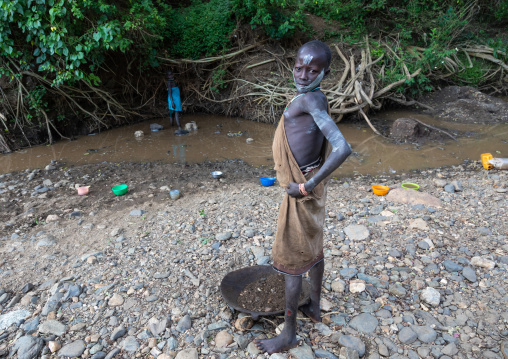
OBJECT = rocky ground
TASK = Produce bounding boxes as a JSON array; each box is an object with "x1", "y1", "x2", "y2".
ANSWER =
[{"x1": 0, "y1": 159, "x2": 507, "y2": 359}]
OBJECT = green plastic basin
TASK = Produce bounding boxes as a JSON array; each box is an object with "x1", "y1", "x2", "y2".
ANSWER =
[{"x1": 112, "y1": 184, "x2": 128, "y2": 196}]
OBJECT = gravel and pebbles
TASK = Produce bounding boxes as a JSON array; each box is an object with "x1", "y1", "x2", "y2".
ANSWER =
[{"x1": 0, "y1": 159, "x2": 507, "y2": 359}]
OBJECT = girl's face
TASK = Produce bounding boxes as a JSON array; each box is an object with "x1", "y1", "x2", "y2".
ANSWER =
[{"x1": 293, "y1": 47, "x2": 329, "y2": 93}]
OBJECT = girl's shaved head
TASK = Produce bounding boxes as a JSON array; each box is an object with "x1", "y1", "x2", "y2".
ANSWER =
[{"x1": 298, "y1": 41, "x2": 332, "y2": 68}]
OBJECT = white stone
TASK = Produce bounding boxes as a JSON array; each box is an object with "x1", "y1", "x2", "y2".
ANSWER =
[
  {"x1": 39, "y1": 320, "x2": 67, "y2": 336},
  {"x1": 48, "y1": 341, "x2": 61, "y2": 353},
  {"x1": 320, "y1": 297, "x2": 334, "y2": 312},
  {"x1": 215, "y1": 330, "x2": 233, "y2": 347},
  {"x1": 380, "y1": 210, "x2": 395, "y2": 217},
  {"x1": 0, "y1": 310, "x2": 31, "y2": 330},
  {"x1": 349, "y1": 280, "x2": 366, "y2": 293},
  {"x1": 331, "y1": 279, "x2": 346, "y2": 293},
  {"x1": 269, "y1": 354, "x2": 287, "y2": 359},
  {"x1": 344, "y1": 225, "x2": 370, "y2": 240},
  {"x1": 420, "y1": 287, "x2": 441, "y2": 307},
  {"x1": 275, "y1": 323, "x2": 285, "y2": 335},
  {"x1": 422, "y1": 238, "x2": 435, "y2": 249},
  {"x1": 175, "y1": 348, "x2": 199, "y2": 359},
  {"x1": 409, "y1": 218, "x2": 429, "y2": 231},
  {"x1": 471, "y1": 256, "x2": 495, "y2": 270},
  {"x1": 45, "y1": 214, "x2": 59, "y2": 223},
  {"x1": 108, "y1": 293, "x2": 124, "y2": 306}
]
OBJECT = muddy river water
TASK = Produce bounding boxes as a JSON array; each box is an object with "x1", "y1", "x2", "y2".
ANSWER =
[{"x1": 1, "y1": 109, "x2": 507, "y2": 176}]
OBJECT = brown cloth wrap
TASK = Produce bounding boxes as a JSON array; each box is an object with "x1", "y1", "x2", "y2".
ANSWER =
[{"x1": 272, "y1": 113, "x2": 332, "y2": 275}]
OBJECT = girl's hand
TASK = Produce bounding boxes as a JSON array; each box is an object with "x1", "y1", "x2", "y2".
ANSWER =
[{"x1": 286, "y1": 182, "x2": 303, "y2": 198}]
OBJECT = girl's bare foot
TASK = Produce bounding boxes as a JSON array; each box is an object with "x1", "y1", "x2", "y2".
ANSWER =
[
  {"x1": 254, "y1": 334, "x2": 298, "y2": 354},
  {"x1": 299, "y1": 302, "x2": 321, "y2": 323}
]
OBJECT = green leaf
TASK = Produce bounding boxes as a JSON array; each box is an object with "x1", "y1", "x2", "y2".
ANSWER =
[
  {"x1": 93, "y1": 32, "x2": 101, "y2": 41},
  {"x1": 33, "y1": 48, "x2": 40, "y2": 56}
]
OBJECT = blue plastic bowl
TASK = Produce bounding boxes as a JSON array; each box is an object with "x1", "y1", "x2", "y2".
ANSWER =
[{"x1": 260, "y1": 177, "x2": 276, "y2": 187}]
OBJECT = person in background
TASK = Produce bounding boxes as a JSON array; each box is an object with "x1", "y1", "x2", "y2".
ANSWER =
[{"x1": 167, "y1": 70, "x2": 185, "y2": 134}]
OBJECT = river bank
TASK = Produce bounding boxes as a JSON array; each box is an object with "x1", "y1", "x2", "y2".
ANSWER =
[{"x1": 0, "y1": 158, "x2": 507, "y2": 359}]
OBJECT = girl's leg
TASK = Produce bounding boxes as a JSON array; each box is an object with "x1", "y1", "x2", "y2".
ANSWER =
[{"x1": 254, "y1": 274, "x2": 302, "y2": 354}]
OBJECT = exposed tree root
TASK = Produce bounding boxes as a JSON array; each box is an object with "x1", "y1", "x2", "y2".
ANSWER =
[
  {"x1": 411, "y1": 118, "x2": 458, "y2": 141},
  {"x1": 1, "y1": 34, "x2": 507, "y2": 150},
  {"x1": 387, "y1": 96, "x2": 435, "y2": 111}
]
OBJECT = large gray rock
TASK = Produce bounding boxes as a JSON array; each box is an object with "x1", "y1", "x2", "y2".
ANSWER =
[
  {"x1": 289, "y1": 343, "x2": 314, "y2": 359},
  {"x1": 390, "y1": 118, "x2": 424, "y2": 141},
  {"x1": 39, "y1": 320, "x2": 67, "y2": 336},
  {"x1": 442, "y1": 343, "x2": 459, "y2": 356},
  {"x1": 420, "y1": 287, "x2": 441, "y2": 307},
  {"x1": 120, "y1": 336, "x2": 139, "y2": 353},
  {"x1": 10, "y1": 336, "x2": 44, "y2": 359},
  {"x1": 148, "y1": 317, "x2": 168, "y2": 336},
  {"x1": 442, "y1": 260, "x2": 463, "y2": 272},
  {"x1": 398, "y1": 327, "x2": 418, "y2": 344},
  {"x1": 386, "y1": 188, "x2": 442, "y2": 207},
  {"x1": 337, "y1": 335, "x2": 365, "y2": 357},
  {"x1": 357, "y1": 273, "x2": 388, "y2": 289},
  {"x1": 216, "y1": 232, "x2": 232, "y2": 241},
  {"x1": 36, "y1": 235, "x2": 57, "y2": 246},
  {"x1": 129, "y1": 210, "x2": 146, "y2": 216},
  {"x1": 340, "y1": 268, "x2": 358, "y2": 280},
  {"x1": 175, "y1": 348, "x2": 199, "y2": 359},
  {"x1": 389, "y1": 283, "x2": 407, "y2": 297},
  {"x1": 412, "y1": 325, "x2": 437, "y2": 343},
  {"x1": 462, "y1": 267, "x2": 477, "y2": 282},
  {"x1": 104, "y1": 348, "x2": 121, "y2": 359},
  {"x1": 349, "y1": 313, "x2": 378, "y2": 333},
  {"x1": 42, "y1": 292, "x2": 63, "y2": 315},
  {"x1": 315, "y1": 348, "x2": 338, "y2": 359},
  {"x1": 339, "y1": 347, "x2": 360, "y2": 359},
  {"x1": 0, "y1": 309, "x2": 31, "y2": 330},
  {"x1": 58, "y1": 340, "x2": 86, "y2": 357},
  {"x1": 176, "y1": 314, "x2": 192, "y2": 332},
  {"x1": 110, "y1": 326, "x2": 126, "y2": 341}
]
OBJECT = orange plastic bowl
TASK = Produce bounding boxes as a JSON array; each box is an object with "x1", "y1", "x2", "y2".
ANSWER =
[{"x1": 372, "y1": 185, "x2": 390, "y2": 196}]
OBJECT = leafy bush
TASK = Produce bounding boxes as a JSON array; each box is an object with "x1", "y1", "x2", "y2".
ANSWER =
[
  {"x1": 231, "y1": 0, "x2": 305, "y2": 39},
  {"x1": 168, "y1": 0, "x2": 235, "y2": 58},
  {"x1": 0, "y1": 0, "x2": 174, "y2": 86}
]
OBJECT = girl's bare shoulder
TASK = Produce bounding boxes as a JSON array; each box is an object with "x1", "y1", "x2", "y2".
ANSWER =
[{"x1": 301, "y1": 90, "x2": 328, "y2": 110}]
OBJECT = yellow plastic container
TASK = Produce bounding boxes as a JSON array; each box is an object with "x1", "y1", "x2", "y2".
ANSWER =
[
  {"x1": 372, "y1": 185, "x2": 390, "y2": 195},
  {"x1": 481, "y1": 153, "x2": 493, "y2": 169}
]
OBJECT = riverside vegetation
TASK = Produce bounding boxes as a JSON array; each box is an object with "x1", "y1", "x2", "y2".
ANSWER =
[{"x1": 0, "y1": 0, "x2": 507, "y2": 152}]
